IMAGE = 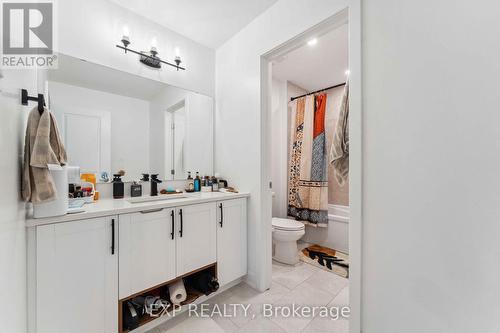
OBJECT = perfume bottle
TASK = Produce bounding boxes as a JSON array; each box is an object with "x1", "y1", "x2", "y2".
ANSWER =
[
  {"x1": 130, "y1": 181, "x2": 142, "y2": 197},
  {"x1": 186, "y1": 171, "x2": 194, "y2": 192},
  {"x1": 112, "y1": 174, "x2": 124, "y2": 199}
]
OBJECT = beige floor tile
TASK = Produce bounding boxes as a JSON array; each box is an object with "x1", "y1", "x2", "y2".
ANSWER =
[
  {"x1": 301, "y1": 285, "x2": 350, "y2": 332},
  {"x1": 198, "y1": 283, "x2": 258, "y2": 328},
  {"x1": 329, "y1": 286, "x2": 349, "y2": 307},
  {"x1": 305, "y1": 269, "x2": 349, "y2": 297},
  {"x1": 204, "y1": 281, "x2": 290, "y2": 328},
  {"x1": 157, "y1": 316, "x2": 225, "y2": 333},
  {"x1": 230, "y1": 281, "x2": 290, "y2": 305},
  {"x1": 236, "y1": 315, "x2": 287, "y2": 333},
  {"x1": 269, "y1": 281, "x2": 335, "y2": 333},
  {"x1": 154, "y1": 312, "x2": 189, "y2": 333},
  {"x1": 272, "y1": 261, "x2": 321, "y2": 290},
  {"x1": 211, "y1": 315, "x2": 239, "y2": 333},
  {"x1": 302, "y1": 317, "x2": 349, "y2": 333}
]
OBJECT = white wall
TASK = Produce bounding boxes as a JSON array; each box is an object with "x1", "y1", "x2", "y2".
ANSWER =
[
  {"x1": 49, "y1": 81, "x2": 150, "y2": 180},
  {"x1": 215, "y1": 0, "x2": 348, "y2": 290},
  {"x1": 0, "y1": 69, "x2": 39, "y2": 333},
  {"x1": 58, "y1": 0, "x2": 215, "y2": 97},
  {"x1": 362, "y1": 1, "x2": 500, "y2": 332}
]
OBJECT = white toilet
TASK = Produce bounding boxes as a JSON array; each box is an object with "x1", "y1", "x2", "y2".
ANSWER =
[{"x1": 272, "y1": 217, "x2": 305, "y2": 265}]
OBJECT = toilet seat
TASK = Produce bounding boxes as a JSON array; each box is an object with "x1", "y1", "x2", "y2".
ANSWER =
[{"x1": 272, "y1": 218, "x2": 305, "y2": 231}]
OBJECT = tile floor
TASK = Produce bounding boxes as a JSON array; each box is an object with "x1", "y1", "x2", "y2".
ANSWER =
[{"x1": 147, "y1": 259, "x2": 349, "y2": 333}]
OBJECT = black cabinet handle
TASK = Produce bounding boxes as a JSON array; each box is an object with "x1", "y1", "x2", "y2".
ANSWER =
[
  {"x1": 111, "y1": 218, "x2": 115, "y2": 255},
  {"x1": 179, "y1": 209, "x2": 183, "y2": 237},
  {"x1": 219, "y1": 203, "x2": 223, "y2": 227},
  {"x1": 170, "y1": 210, "x2": 175, "y2": 240}
]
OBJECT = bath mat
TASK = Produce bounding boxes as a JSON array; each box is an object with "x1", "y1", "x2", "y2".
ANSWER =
[{"x1": 300, "y1": 244, "x2": 349, "y2": 278}]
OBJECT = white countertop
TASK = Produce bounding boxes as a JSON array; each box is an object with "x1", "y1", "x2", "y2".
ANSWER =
[{"x1": 26, "y1": 191, "x2": 250, "y2": 227}]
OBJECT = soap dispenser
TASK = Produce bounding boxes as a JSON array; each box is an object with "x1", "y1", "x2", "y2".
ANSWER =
[{"x1": 112, "y1": 174, "x2": 124, "y2": 199}]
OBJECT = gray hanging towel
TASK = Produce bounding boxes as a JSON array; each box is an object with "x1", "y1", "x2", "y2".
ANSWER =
[
  {"x1": 329, "y1": 81, "x2": 349, "y2": 185},
  {"x1": 22, "y1": 107, "x2": 67, "y2": 203}
]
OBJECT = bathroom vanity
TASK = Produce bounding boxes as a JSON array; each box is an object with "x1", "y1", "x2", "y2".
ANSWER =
[
  {"x1": 23, "y1": 52, "x2": 241, "y2": 333},
  {"x1": 26, "y1": 192, "x2": 248, "y2": 333}
]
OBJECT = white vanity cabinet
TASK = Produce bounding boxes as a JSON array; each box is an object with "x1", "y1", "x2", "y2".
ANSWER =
[
  {"x1": 27, "y1": 193, "x2": 248, "y2": 333},
  {"x1": 118, "y1": 208, "x2": 176, "y2": 298},
  {"x1": 175, "y1": 202, "x2": 217, "y2": 276},
  {"x1": 119, "y1": 202, "x2": 218, "y2": 298},
  {"x1": 33, "y1": 216, "x2": 118, "y2": 333},
  {"x1": 216, "y1": 198, "x2": 248, "y2": 286}
]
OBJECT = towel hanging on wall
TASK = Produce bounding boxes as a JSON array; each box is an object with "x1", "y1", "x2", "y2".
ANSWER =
[{"x1": 22, "y1": 106, "x2": 67, "y2": 203}]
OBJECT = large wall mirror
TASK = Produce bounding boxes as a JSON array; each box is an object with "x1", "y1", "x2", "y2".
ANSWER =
[{"x1": 47, "y1": 54, "x2": 213, "y2": 182}]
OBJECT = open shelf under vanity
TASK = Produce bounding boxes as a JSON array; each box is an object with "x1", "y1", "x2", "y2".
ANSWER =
[{"x1": 119, "y1": 263, "x2": 218, "y2": 333}]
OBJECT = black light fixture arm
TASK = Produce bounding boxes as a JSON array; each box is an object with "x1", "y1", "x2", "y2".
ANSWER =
[{"x1": 116, "y1": 44, "x2": 185, "y2": 71}]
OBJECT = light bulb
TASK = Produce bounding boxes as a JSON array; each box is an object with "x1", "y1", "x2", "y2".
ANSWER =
[
  {"x1": 345, "y1": 69, "x2": 350, "y2": 76},
  {"x1": 175, "y1": 47, "x2": 180, "y2": 57},
  {"x1": 307, "y1": 38, "x2": 317, "y2": 46},
  {"x1": 121, "y1": 26, "x2": 130, "y2": 49}
]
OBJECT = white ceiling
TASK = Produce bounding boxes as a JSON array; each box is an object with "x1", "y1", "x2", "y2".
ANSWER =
[
  {"x1": 272, "y1": 24, "x2": 348, "y2": 92},
  {"x1": 110, "y1": 0, "x2": 278, "y2": 49}
]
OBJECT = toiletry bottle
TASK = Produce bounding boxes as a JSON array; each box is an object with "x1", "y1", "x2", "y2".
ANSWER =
[
  {"x1": 187, "y1": 172, "x2": 194, "y2": 192},
  {"x1": 112, "y1": 174, "x2": 124, "y2": 199},
  {"x1": 212, "y1": 176, "x2": 219, "y2": 192},
  {"x1": 194, "y1": 172, "x2": 201, "y2": 192},
  {"x1": 130, "y1": 181, "x2": 142, "y2": 197}
]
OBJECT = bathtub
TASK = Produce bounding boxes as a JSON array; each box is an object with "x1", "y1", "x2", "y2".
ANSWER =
[{"x1": 300, "y1": 204, "x2": 349, "y2": 254}]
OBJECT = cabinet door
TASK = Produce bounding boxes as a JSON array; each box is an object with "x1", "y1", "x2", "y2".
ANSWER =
[
  {"x1": 176, "y1": 203, "x2": 217, "y2": 276},
  {"x1": 119, "y1": 208, "x2": 176, "y2": 298},
  {"x1": 217, "y1": 198, "x2": 248, "y2": 286},
  {"x1": 36, "y1": 216, "x2": 118, "y2": 333}
]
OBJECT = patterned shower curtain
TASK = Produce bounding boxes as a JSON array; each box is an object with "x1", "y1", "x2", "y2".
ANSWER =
[{"x1": 288, "y1": 94, "x2": 329, "y2": 227}]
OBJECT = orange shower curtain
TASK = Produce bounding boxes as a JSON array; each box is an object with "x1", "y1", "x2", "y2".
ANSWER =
[{"x1": 288, "y1": 94, "x2": 329, "y2": 227}]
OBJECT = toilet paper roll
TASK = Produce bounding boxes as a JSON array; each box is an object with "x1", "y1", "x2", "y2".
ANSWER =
[{"x1": 168, "y1": 280, "x2": 187, "y2": 305}]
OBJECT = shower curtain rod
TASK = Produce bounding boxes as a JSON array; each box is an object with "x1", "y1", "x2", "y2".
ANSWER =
[{"x1": 290, "y1": 82, "x2": 346, "y2": 101}]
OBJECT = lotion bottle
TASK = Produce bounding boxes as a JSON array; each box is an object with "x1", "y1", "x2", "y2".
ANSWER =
[{"x1": 194, "y1": 172, "x2": 201, "y2": 192}]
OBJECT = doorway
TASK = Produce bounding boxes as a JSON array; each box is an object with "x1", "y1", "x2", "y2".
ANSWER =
[
  {"x1": 260, "y1": 5, "x2": 362, "y2": 332},
  {"x1": 165, "y1": 99, "x2": 187, "y2": 180}
]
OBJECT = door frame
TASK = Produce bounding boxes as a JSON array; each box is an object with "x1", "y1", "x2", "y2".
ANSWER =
[
  {"x1": 165, "y1": 98, "x2": 187, "y2": 180},
  {"x1": 259, "y1": 3, "x2": 362, "y2": 332}
]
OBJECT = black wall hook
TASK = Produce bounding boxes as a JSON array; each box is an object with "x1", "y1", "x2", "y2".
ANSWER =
[{"x1": 21, "y1": 89, "x2": 45, "y2": 114}]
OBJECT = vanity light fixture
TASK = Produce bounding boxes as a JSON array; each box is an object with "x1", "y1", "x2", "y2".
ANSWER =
[{"x1": 116, "y1": 30, "x2": 186, "y2": 71}]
